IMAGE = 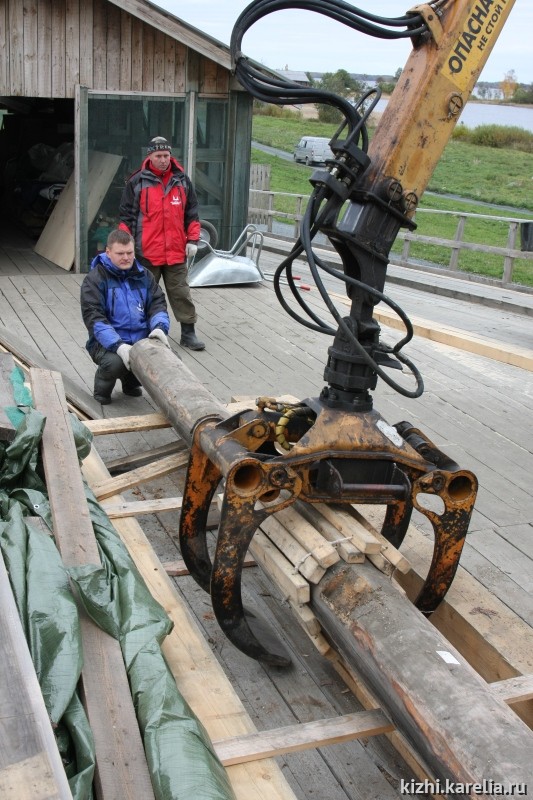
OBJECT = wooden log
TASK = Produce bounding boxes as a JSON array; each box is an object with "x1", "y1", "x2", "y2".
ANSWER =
[
  {"x1": 129, "y1": 339, "x2": 229, "y2": 445},
  {"x1": 310, "y1": 560, "x2": 533, "y2": 787},
  {"x1": 213, "y1": 709, "x2": 394, "y2": 766},
  {"x1": 0, "y1": 548, "x2": 73, "y2": 799},
  {"x1": 30, "y1": 369, "x2": 155, "y2": 800},
  {"x1": 395, "y1": 523, "x2": 533, "y2": 728}
]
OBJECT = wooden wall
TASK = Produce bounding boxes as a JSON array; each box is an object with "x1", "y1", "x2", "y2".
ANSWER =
[{"x1": 0, "y1": 0, "x2": 230, "y2": 98}]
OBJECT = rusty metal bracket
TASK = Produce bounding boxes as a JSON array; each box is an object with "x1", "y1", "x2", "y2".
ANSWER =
[{"x1": 179, "y1": 399, "x2": 477, "y2": 664}]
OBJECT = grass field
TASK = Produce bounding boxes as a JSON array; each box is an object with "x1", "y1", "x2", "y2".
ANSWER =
[{"x1": 251, "y1": 116, "x2": 533, "y2": 286}]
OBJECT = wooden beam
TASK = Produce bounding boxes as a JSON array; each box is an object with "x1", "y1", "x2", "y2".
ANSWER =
[
  {"x1": 213, "y1": 709, "x2": 394, "y2": 766},
  {"x1": 91, "y1": 452, "x2": 189, "y2": 501},
  {"x1": 0, "y1": 549, "x2": 73, "y2": 799},
  {"x1": 30, "y1": 369, "x2": 155, "y2": 800},
  {"x1": 83, "y1": 412, "x2": 170, "y2": 435}
]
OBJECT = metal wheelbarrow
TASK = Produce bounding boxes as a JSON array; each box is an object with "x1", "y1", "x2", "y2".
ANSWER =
[{"x1": 187, "y1": 225, "x2": 264, "y2": 287}]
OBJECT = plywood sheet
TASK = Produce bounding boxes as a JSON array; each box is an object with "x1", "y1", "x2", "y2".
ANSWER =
[{"x1": 34, "y1": 151, "x2": 123, "y2": 270}]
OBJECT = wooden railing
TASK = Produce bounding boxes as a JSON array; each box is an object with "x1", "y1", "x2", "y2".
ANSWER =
[{"x1": 248, "y1": 189, "x2": 533, "y2": 287}]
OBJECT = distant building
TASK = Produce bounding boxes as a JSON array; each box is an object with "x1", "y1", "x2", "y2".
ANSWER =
[{"x1": 276, "y1": 70, "x2": 311, "y2": 86}]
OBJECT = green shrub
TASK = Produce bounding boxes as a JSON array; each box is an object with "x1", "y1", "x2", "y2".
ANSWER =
[
  {"x1": 253, "y1": 101, "x2": 302, "y2": 120},
  {"x1": 452, "y1": 124, "x2": 533, "y2": 153}
]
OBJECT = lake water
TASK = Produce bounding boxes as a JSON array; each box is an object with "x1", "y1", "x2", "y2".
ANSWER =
[{"x1": 373, "y1": 98, "x2": 533, "y2": 133}]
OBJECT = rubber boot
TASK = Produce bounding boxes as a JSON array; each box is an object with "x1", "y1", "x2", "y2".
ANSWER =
[
  {"x1": 94, "y1": 368, "x2": 115, "y2": 405},
  {"x1": 180, "y1": 323, "x2": 205, "y2": 351}
]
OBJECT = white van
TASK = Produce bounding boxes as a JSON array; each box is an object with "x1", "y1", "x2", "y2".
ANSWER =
[{"x1": 293, "y1": 136, "x2": 333, "y2": 165}]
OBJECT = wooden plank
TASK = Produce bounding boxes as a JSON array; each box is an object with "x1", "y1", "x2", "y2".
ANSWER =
[
  {"x1": 0, "y1": 548, "x2": 73, "y2": 799},
  {"x1": 84, "y1": 412, "x2": 170, "y2": 435},
  {"x1": 102, "y1": 496, "x2": 186, "y2": 518},
  {"x1": 213, "y1": 709, "x2": 394, "y2": 766},
  {"x1": 490, "y1": 675, "x2": 533, "y2": 706},
  {"x1": 259, "y1": 515, "x2": 326, "y2": 584},
  {"x1": 347, "y1": 506, "x2": 411, "y2": 573},
  {"x1": 101, "y1": 495, "x2": 221, "y2": 529},
  {"x1": 81, "y1": 445, "x2": 299, "y2": 800},
  {"x1": 30, "y1": 369, "x2": 155, "y2": 800},
  {"x1": 34, "y1": 151, "x2": 123, "y2": 270},
  {"x1": 65, "y1": 0, "x2": 81, "y2": 86},
  {"x1": 7, "y1": 1, "x2": 24, "y2": 95},
  {"x1": 249, "y1": 530, "x2": 310, "y2": 606},
  {"x1": 163, "y1": 554, "x2": 257, "y2": 577},
  {"x1": 105, "y1": 2, "x2": 121, "y2": 91},
  {"x1": 105, "y1": 439, "x2": 186, "y2": 473},
  {"x1": 313, "y1": 503, "x2": 382, "y2": 554},
  {"x1": 288, "y1": 601, "x2": 322, "y2": 637},
  {"x1": 51, "y1": 0, "x2": 66, "y2": 97},
  {"x1": 92, "y1": 451, "x2": 189, "y2": 501},
  {"x1": 274, "y1": 505, "x2": 340, "y2": 568},
  {"x1": 119, "y1": 10, "x2": 132, "y2": 90},
  {"x1": 22, "y1": 0, "x2": 39, "y2": 96},
  {"x1": 295, "y1": 500, "x2": 365, "y2": 563},
  {"x1": 0, "y1": 353, "x2": 17, "y2": 442}
]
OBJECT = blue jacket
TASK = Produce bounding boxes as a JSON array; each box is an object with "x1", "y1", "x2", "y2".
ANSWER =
[{"x1": 81, "y1": 253, "x2": 170, "y2": 354}]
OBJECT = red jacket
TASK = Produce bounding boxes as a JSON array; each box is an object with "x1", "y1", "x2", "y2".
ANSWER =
[{"x1": 119, "y1": 156, "x2": 201, "y2": 266}]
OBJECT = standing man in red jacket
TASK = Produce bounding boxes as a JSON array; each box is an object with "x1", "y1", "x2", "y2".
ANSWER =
[{"x1": 119, "y1": 136, "x2": 205, "y2": 350}]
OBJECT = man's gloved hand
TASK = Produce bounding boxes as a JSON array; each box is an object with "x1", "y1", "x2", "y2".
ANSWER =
[
  {"x1": 117, "y1": 343, "x2": 132, "y2": 370},
  {"x1": 148, "y1": 328, "x2": 169, "y2": 348},
  {"x1": 185, "y1": 242, "x2": 198, "y2": 259}
]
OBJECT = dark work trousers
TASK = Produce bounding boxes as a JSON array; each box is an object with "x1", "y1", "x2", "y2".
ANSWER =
[
  {"x1": 145, "y1": 263, "x2": 197, "y2": 324},
  {"x1": 90, "y1": 344, "x2": 141, "y2": 398}
]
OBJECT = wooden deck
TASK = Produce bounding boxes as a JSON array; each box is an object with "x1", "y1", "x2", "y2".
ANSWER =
[{"x1": 1, "y1": 229, "x2": 532, "y2": 798}]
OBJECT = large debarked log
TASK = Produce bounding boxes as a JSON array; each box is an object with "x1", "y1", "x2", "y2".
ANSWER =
[{"x1": 130, "y1": 339, "x2": 533, "y2": 789}]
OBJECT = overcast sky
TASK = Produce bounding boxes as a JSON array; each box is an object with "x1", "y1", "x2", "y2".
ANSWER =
[{"x1": 155, "y1": 0, "x2": 531, "y2": 85}]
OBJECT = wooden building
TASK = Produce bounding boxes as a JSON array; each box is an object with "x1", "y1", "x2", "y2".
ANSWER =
[{"x1": 0, "y1": 0, "x2": 252, "y2": 270}]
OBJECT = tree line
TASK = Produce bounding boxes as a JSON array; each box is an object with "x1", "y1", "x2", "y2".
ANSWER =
[{"x1": 309, "y1": 68, "x2": 533, "y2": 124}]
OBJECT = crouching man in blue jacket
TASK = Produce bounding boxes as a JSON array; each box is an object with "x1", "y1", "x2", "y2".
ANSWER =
[{"x1": 81, "y1": 228, "x2": 170, "y2": 405}]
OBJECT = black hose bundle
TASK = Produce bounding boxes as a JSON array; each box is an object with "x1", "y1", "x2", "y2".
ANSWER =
[{"x1": 231, "y1": 0, "x2": 446, "y2": 398}]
